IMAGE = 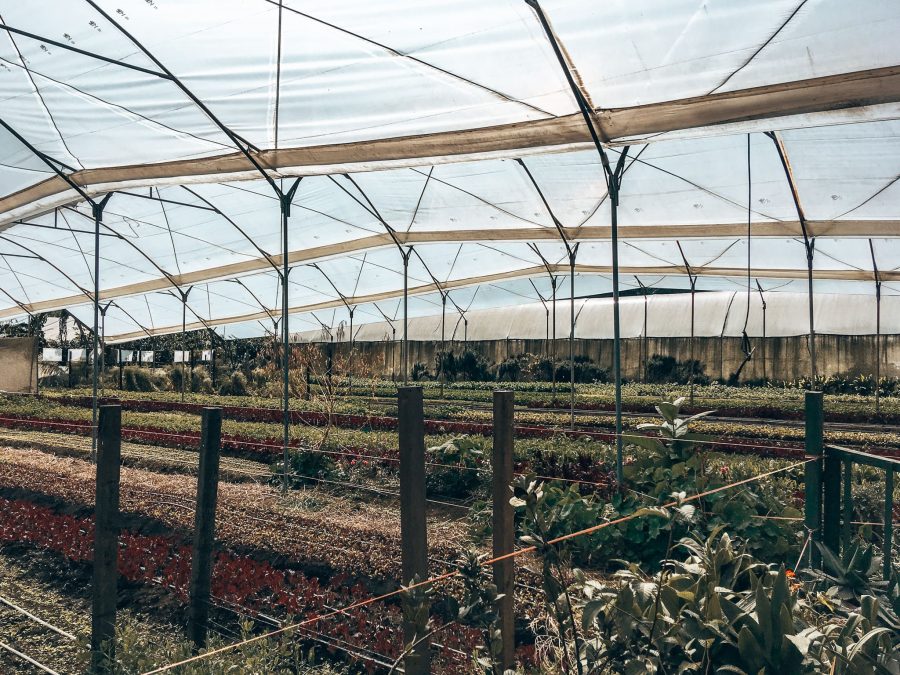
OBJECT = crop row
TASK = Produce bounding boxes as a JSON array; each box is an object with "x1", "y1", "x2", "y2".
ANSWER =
[
  {"x1": 46, "y1": 381, "x2": 900, "y2": 423},
  {"x1": 0, "y1": 409, "x2": 817, "y2": 474},
  {"x1": 0, "y1": 496, "x2": 479, "y2": 668},
  {"x1": 38, "y1": 390, "x2": 900, "y2": 453}
]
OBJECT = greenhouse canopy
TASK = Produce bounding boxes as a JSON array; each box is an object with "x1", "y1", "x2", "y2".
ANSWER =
[{"x1": 0, "y1": 0, "x2": 898, "y2": 342}]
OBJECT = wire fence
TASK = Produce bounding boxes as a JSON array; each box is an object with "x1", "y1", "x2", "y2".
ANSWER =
[{"x1": 141, "y1": 458, "x2": 812, "y2": 674}]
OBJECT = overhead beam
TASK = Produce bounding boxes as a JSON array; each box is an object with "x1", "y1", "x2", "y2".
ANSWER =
[
  {"x1": 1, "y1": 218, "x2": 897, "y2": 318},
  {"x1": 2, "y1": 66, "x2": 899, "y2": 225},
  {"x1": 596, "y1": 65, "x2": 900, "y2": 140},
  {"x1": 79, "y1": 261, "x2": 897, "y2": 343}
]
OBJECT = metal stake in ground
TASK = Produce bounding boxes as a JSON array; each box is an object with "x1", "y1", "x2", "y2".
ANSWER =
[
  {"x1": 492, "y1": 390, "x2": 516, "y2": 669},
  {"x1": 91, "y1": 404, "x2": 121, "y2": 673},
  {"x1": 189, "y1": 407, "x2": 223, "y2": 649},
  {"x1": 398, "y1": 386, "x2": 430, "y2": 674}
]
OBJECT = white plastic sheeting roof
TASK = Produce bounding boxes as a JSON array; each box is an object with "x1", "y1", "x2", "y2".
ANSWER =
[
  {"x1": 0, "y1": 0, "x2": 898, "y2": 341},
  {"x1": 290, "y1": 291, "x2": 900, "y2": 343}
]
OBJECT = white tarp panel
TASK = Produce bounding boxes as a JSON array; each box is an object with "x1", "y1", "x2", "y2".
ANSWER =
[
  {"x1": 292, "y1": 291, "x2": 900, "y2": 342},
  {"x1": 0, "y1": 1, "x2": 898, "y2": 342}
]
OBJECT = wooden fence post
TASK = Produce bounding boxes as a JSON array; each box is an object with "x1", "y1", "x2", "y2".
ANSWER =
[
  {"x1": 492, "y1": 390, "x2": 515, "y2": 670},
  {"x1": 804, "y1": 391, "x2": 824, "y2": 568},
  {"x1": 398, "y1": 386, "x2": 430, "y2": 674},
  {"x1": 189, "y1": 407, "x2": 223, "y2": 649},
  {"x1": 91, "y1": 405, "x2": 121, "y2": 673}
]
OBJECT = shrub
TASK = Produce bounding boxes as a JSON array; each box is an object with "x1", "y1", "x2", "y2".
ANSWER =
[
  {"x1": 278, "y1": 447, "x2": 343, "y2": 487},
  {"x1": 191, "y1": 366, "x2": 214, "y2": 394},
  {"x1": 495, "y1": 356, "x2": 523, "y2": 382},
  {"x1": 218, "y1": 371, "x2": 248, "y2": 396},
  {"x1": 122, "y1": 366, "x2": 157, "y2": 392},
  {"x1": 553, "y1": 355, "x2": 609, "y2": 384},
  {"x1": 647, "y1": 353, "x2": 709, "y2": 385},
  {"x1": 167, "y1": 365, "x2": 185, "y2": 393},
  {"x1": 437, "y1": 350, "x2": 492, "y2": 382},
  {"x1": 411, "y1": 361, "x2": 431, "y2": 381},
  {"x1": 426, "y1": 436, "x2": 485, "y2": 499}
]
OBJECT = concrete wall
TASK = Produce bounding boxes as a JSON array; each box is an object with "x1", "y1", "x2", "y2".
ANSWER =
[
  {"x1": 324, "y1": 334, "x2": 899, "y2": 382},
  {"x1": 0, "y1": 337, "x2": 38, "y2": 393}
]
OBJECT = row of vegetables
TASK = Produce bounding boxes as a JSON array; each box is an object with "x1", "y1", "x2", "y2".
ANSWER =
[
  {"x1": 46, "y1": 380, "x2": 900, "y2": 422},
  {"x1": 14, "y1": 392, "x2": 900, "y2": 461},
  {"x1": 0, "y1": 496, "x2": 479, "y2": 669}
]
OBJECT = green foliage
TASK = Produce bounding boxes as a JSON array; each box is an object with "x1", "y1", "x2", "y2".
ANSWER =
[
  {"x1": 398, "y1": 575, "x2": 434, "y2": 673},
  {"x1": 167, "y1": 364, "x2": 185, "y2": 393},
  {"x1": 570, "y1": 530, "x2": 899, "y2": 674},
  {"x1": 454, "y1": 550, "x2": 506, "y2": 674},
  {"x1": 279, "y1": 447, "x2": 344, "y2": 487},
  {"x1": 426, "y1": 436, "x2": 485, "y2": 499},
  {"x1": 495, "y1": 355, "x2": 526, "y2": 382},
  {"x1": 411, "y1": 361, "x2": 431, "y2": 381},
  {"x1": 809, "y1": 542, "x2": 900, "y2": 630},
  {"x1": 626, "y1": 397, "x2": 801, "y2": 563},
  {"x1": 436, "y1": 349, "x2": 493, "y2": 382},
  {"x1": 794, "y1": 373, "x2": 900, "y2": 398},
  {"x1": 218, "y1": 370, "x2": 249, "y2": 396},
  {"x1": 121, "y1": 366, "x2": 165, "y2": 392},
  {"x1": 84, "y1": 615, "x2": 340, "y2": 674},
  {"x1": 552, "y1": 356, "x2": 610, "y2": 385},
  {"x1": 646, "y1": 353, "x2": 709, "y2": 385}
]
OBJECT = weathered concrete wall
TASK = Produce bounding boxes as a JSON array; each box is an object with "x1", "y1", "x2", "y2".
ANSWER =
[
  {"x1": 326, "y1": 334, "x2": 900, "y2": 382},
  {"x1": 0, "y1": 337, "x2": 38, "y2": 393}
]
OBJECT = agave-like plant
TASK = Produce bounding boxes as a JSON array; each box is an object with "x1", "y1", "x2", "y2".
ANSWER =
[{"x1": 810, "y1": 541, "x2": 900, "y2": 630}]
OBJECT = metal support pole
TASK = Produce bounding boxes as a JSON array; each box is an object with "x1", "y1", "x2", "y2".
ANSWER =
[
  {"x1": 398, "y1": 386, "x2": 429, "y2": 674},
  {"x1": 545, "y1": 307, "x2": 549, "y2": 354},
  {"x1": 606, "y1": 163, "x2": 628, "y2": 485},
  {"x1": 90, "y1": 195, "x2": 112, "y2": 463},
  {"x1": 676, "y1": 245, "x2": 697, "y2": 405},
  {"x1": 767, "y1": 131, "x2": 816, "y2": 382},
  {"x1": 524, "y1": 0, "x2": 630, "y2": 481},
  {"x1": 180, "y1": 289, "x2": 190, "y2": 403},
  {"x1": 189, "y1": 407, "x2": 222, "y2": 649},
  {"x1": 551, "y1": 276, "x2": 557, "y2": 396},
  {"x1": 875, "y1": 285, "x2": 881, "y2": 414},
  {"x1": 806, "y1": 243, "x2": 817, "y2": 381},
  {"x1": 348, "y1": 307, "x2": 354, "y2": 395},
  {"x1": 402, "y1": 248, "x2": 412, "y2": 384},
  {"x1": 804, "y1": 391, "x2": 824, "y2": 568},
  {"x1": 689, "y1": 278, "x2": 696, "y2": 405},
  {"x1": 635, "y1": 277, "x2": 648, "y2": 383},
  {"x1": 568, "y1": 248, "x2": 578, "y2": 430},
  {"x1": 871, "y1": 240, "x2": 882, "y2": 414},
  {"x1": 209, "y1": 333, "x2": 217, "y2": 391},
  {"x1": 278, "y1": 182, "x2": 300, "y2": 493},
  {"x1": 91, "y1": 404, "x2": 121, "y2": 673},
  {"x1": 756, "y1": 281, "x2": 767, "y2": 382},
  {"x1": 762, "y1": 305, "x2": 767, "y2": 381},
  {"x1": 492, "y1": 390, "x2": 515, "y2": 669},
  {"x1": 440, "y1": 294, "x2": 446, "y2": 397}
]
